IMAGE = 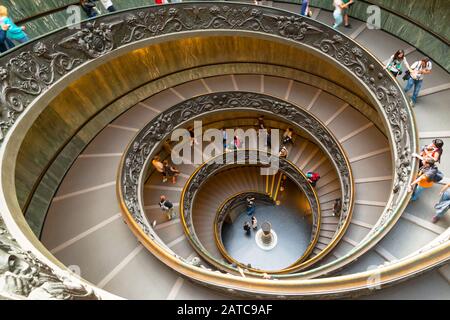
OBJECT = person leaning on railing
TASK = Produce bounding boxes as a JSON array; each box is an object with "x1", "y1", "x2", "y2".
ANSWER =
[
  {"x1": 0, "y1": 28, "x2": 14, "y2": 53},
  {"x1": 407, "y1": 158, "x2": 443, "y2": 201},
  {"x1": 0, "y1": 5, "x2": 28, "y2": 44}
]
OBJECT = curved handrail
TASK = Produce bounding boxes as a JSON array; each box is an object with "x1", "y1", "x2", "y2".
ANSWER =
[
  {"x1": 10, "y1": 1, "x2": 449, "y2": 48},
  {"x1": 272, "y1": 0, "x2": 449, "y2": 46},
  {"x1": 0, "y1": 2, "x2": 423, "y2": 298},
  {"x1": 180, "y1": 150, "x2": 321, "y2": 274}
]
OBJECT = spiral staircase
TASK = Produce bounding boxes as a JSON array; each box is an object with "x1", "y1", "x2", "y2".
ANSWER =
[{"x1": 0, "y1": 1, "x2": 448, "y2": 300}]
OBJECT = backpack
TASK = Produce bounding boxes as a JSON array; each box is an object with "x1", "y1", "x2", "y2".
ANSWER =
[
  {"x1": 160, "y1": 200, "x2": 173, "y2": 210},
  {"x1": 431, "y1": 170, "x2": 444, "y2": 183},
  {"x1": 423, "y1": 166, "x2": 444, "y2": 183}
]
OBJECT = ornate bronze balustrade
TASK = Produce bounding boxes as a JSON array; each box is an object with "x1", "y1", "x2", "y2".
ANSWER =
[{"x1": 0, "y1": 2, "x2": 422, "y2": 298}]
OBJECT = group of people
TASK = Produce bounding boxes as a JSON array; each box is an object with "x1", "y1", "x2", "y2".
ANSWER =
[
  {"x1": 152, "y1": 155, "x2": 180, "y2": 184},
  {"x1": 0, "y1": 5, "x2": 29, "y2": 53},
  {"x1": 407, "y1": 139, "x2": 449, "y2": 223},
  {"x1": 385, "y1": 50, "x2": 432, "y2": 106},
  {"x1": 243, "y1": 197, "x2": 258, "y2": 234},
  {"x1": 243, "y1": 216, "x2": 258, "y2": 234}
]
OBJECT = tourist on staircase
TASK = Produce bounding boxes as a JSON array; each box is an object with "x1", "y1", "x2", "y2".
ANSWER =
[
  {"x1": 279, "y1": 146, "x2": 288, "y2": 158},
  {"x1": 0, "y1": 28, "x2": 14, "y2": 53},
  {"x1": 243, "y1": 221, "x2": 251, "y2": 235},
  {"x1": 80, "y1": 0, "x2": 99, "y2": 18},
  {"x1": 246, "y1": 196, "x2": 256, "y2": 216},
  {"x1": 159, "y1": 195, "x2": 175, "y2": 220},
  {"x1": 282, "y1": 128, "x2": 294, "y2": 146},
  {"x1": 300, "y1": 0, "x2": 313, "y2": 17},
  {"x1": 408, "y1": 158, "x2": 443, "y2": 201},
  {"x1": 98, "y1": 0, "x2": 116, "y2": 12},
  {"x1": 413, "y1": 139, "x2": 444, "y2": 168},
  {"x1": 385, "y1": 50, "x2": 410, "y2": 78},
  {"x1": 163, "y1": 160, "x2": 180, "y2": 184},
  {"x1": 251, "y1": 216, "x2": 258, "y2": 230},
  {"x1": 0, "y1": 6, "x2": 28, "y2": 44},
  {"x1": 152, "y1": 155, "x2": 167, "y2": 182},
  {"x1": 404, "y1": 57, "x2": 432, "y2": 106},
  {"x1": 332, "y1": 0, "x2": 352, "y2": 29},
  {"x1": 306, "y1": 172, "x2": 321, "y2": 187},
  {"x1": 433, "y1": 183, "x2": 450, "y2": 223},
  {"x1": 342, "y1": 0, "x2": 354, "y2": 28}
]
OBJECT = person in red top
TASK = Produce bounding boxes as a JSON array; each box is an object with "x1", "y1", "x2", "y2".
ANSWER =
[
  {"x1": 155, "y1": 0, "x2": 167, "y2": 4},
  {"x1": 413, "y1": 139, "x2": 444, "y2": 168},
  {"x1": 306, "y1": 172, "x2": 320, "y2": 187}
]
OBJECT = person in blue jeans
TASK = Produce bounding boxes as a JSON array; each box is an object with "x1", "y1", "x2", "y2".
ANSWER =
[
  {"x1": 300, "y1": 0, "x2": 310, "y2": 16},
  {"x1": 404, "y1": 58, "x2": 432, "y2": 106},
  {"x1": 433, "y1": 183, "x2": 450, "y2": 223},
  {"x1": 246, "y1": 196, "x2": 255, "y2": 216},
  {"x1": 332, "y1": 0, "x2": 352, "y2": 29},
  {"x1": 0, "y1": 6, "x2": 29, "y2": 44},
  {"x1": 0, "y1": 29, "x2": 14, "y2": 53}
]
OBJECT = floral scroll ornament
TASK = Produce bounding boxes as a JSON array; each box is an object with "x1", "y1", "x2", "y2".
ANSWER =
[
  {"x1": 59, "y1": 21, "x2": 123, "y2": 58},
  {"x1": 276, "y1": 16, "x2": 323, "y2": 41},
  {"x1": 122, "y1": 8, "x2": 194, "y2": 44}
]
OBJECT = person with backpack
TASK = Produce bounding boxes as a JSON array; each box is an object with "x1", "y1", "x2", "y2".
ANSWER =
[
  {"x1": 408, "y1": 158, "x2": 443, "y2": 201},
  {"x1": 159, "y1": 195, "x2": 175, "y2": 220},
  {"x1": 404, "y1": 57, "x2": 432, "y2": 106},
  {"x1": 433, "y1": 183, "x2": 450, "y2": 223},
  {"x1": 306, "y1": 172, "x2": 321, "y2": 187}
]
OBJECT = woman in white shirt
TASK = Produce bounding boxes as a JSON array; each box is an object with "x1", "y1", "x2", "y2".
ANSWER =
[{"x1": 385, "y1": 49, "x2": 410, "y2": 77}]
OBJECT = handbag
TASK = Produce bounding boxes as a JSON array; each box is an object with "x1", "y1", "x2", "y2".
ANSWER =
[{"x1": 402, "y1": 70, "x2": 411, "y2": 81}]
